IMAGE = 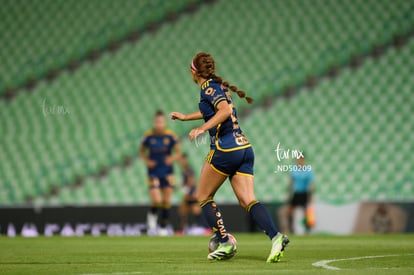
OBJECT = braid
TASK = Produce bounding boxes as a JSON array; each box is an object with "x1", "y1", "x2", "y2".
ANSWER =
[
  {"x1": 212, "y1": 75, "x2": 253, "y2": 104},
  {"x1": 192, "y1": 52, "x2": 254, "y2": 104}
]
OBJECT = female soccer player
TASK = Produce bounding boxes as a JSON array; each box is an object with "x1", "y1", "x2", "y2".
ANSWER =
[
  {"x1": 140, "y1": 110, "x2": 181, "y2": 236},
  {"x1": 171, "y1": 52, "x2": 289, "y2": 262}
]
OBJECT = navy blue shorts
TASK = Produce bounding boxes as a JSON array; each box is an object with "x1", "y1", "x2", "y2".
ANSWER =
[
  {"x1": 290, "y1": 192, "x2": 309, "y2": 207},
  {"x1": 206, "y1": 146, "x2": 254, "y2": 178},
  {"x1": 148, "y1": 175, "x2": 174, "y2": 189}
]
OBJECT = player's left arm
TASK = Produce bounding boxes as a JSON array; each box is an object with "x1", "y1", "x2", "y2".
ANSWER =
[{"x1": 189, "y1": 100, "x2": 231, "y2": 140}]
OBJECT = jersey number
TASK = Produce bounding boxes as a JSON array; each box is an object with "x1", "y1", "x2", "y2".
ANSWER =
[
  {"x1": 205, "y1": 87, "x2": 216, "y2": 96},
  {"x1": 228, "y1": 103, "x2": 239, "y2": 129}
]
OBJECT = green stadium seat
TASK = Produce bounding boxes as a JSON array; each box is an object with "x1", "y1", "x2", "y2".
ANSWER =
[{"x1": 1, "y1": 0, "x2": 413, "y2": 206}]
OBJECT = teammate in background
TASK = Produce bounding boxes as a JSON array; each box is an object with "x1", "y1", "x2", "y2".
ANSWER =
[
  {"x1": 171, "y1": 52, "x2": 289, "y2": 262},
  {"x1": 287, "y1": 155, "x2": 315, "y2": 234},
  {"x1": 178, "y1": 153, "x2": 206, "y2": 235},
  {"x1": 140, "y1": 110, "x2": 181, "y2": 236}
]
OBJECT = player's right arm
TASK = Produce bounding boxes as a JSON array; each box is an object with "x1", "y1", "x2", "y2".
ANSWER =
[
  {"x1": 139, "y1": 143, "x2": 156, "y2": 169},
  {"x1": 170, "y1": 111, "x2": 203, "y2": 121}
]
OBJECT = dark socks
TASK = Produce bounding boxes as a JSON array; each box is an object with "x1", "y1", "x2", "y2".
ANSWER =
[
  {"x1": 150, "y1": 202, "x2": 161, "y2": 215},
  {"x1": 160, "y1": 203, "x2": 171, "y2": 228},
  {"x1": 247, "y1": 201, "x2": 278, "y2": 240},
  {"x1": 200, "y1": 199, "x2": 229, "y2": 243}
]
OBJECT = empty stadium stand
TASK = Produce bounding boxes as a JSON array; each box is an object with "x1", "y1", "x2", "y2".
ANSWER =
[{"x1": 0, "y1": 0, "x2": 412, "y2": 206}]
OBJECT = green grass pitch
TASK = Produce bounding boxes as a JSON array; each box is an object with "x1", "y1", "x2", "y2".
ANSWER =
[{"x1": 1, "y1": 234, "x2": 413, "y2": 274}]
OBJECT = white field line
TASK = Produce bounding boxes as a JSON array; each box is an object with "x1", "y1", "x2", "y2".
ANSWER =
[
  {"x1": 80, "y1": 272, "x2": 147, "y2": 275},
  {"x1": 312, "y1": 254, "x2": 414, "y2": 270},
  {"x1": 80, "y1": 271, "x2": 307, "y2": 275}
]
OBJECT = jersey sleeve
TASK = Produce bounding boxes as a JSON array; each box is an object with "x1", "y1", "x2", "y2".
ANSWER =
[
  {"x1": 165, "y1": 130, "x2": 179, "y2": 148},
  {"x1": 201, "y1": 83, "x2": 227, "y2": 108},
  {"x1": 141, "y1": 131, "x2": 151, "y2": 147},
  {"x1": 141, "y1": 136, "x2": 148, "y2": 147}
]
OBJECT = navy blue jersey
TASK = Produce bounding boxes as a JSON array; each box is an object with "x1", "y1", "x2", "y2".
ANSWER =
[
  {"x1": 142, "y1": 129, "x2": 178, "y2": 177},
  {"x1": 198, "y1": 79, "x2": 251, "y2": 152}
]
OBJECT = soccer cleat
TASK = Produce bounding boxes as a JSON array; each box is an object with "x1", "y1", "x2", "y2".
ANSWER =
[
  {"x1": 158, "y1": 227, "x2": 169, "y2": 236},
  {"x1": 266, "y1": 233, "x2": 290, "y2": 263},
  {"x1": 147, "y1": 212, "x2": 158, "y2": 233},
  {"x1": 207, "y1": 241, "x2": 237, "y2": 261}
]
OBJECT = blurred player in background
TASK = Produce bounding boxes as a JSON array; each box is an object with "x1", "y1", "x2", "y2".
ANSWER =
[
  {"x1": 140, "y1": 110, "x2": 181, "y2": 236},
  {"x1": 287, "y1": 155, "x2": 315, "y2": 234},
  {"x1": 171, "y1": 52, "x2": 289, "y2": 262},
  {"x1": 178, "y1": 153, "x2": 207, "y2": 235}
]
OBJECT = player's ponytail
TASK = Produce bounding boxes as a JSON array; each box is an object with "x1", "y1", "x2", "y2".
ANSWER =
[
  {"x1": 212, "y1": 75, "x2": 254, "y2": 104},
  {"x1": 191, "y1": 52, "x2": 254, "y2": 104}
]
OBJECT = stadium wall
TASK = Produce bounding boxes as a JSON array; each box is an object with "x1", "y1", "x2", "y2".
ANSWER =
[
  {"x1": 1, "y1": 202, "x2": 413, "y2": 237},
  {"x1": 278, "y1": 201, "x2": 413, "y2": 235},
  {"x1": 0, "y1": 204, "x2": 258, "y2": 237}
]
